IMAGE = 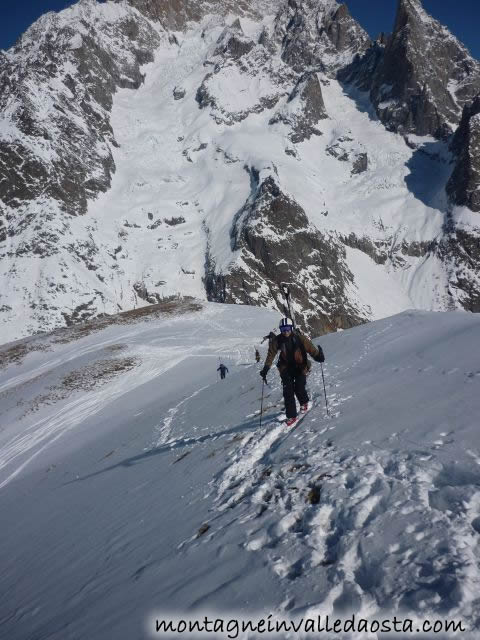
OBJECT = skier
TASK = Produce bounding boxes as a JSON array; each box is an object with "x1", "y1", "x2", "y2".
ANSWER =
[
  {"x1": 255, "y1": 348, "x2": 261, "y2": 363},
  {"x1": 259, "y1": 317, "x2": 325, "y2": 427},
  {"x1": 217, "y1": 363, "x2": 229, "y2": 380}
]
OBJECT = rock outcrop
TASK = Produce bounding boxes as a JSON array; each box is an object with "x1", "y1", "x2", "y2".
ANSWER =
[
  {"x1": 0, "y1": 1, "x2": 160, "y2": 217},
  {"x1": 205, "y1": 169, "x2": 365, "y2": 335},
  {"x1": 447, "y1": 95, "x2": 480, "y2": 212},
  {"x1": 343, "y1": 0, "x2": 480, "y2": 138},
  {"x1": 274, "y1": 0, "x2": 371, "y2": 75},
  {"x1": 269, "y1": 72, "x2": 328, "y2": 143}
]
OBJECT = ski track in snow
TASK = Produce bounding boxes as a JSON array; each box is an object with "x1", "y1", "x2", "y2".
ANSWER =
[
  {"x1": 0, "y1": 330, "x2": 137, "y2": 395},
  {"x1": 0, "y1": 351, "x2": 180, "y2": 489},
  {"x1": 0, "y1": 333, "x2": 201, "y2": 488},
  {"x1": 152, "y1": 383, "x2": 212, "y2": 447},
  {"x1": 0, "y1": 305, "x2": 262, "y2": 489},
  {"x1": 172, "y1": 329, "x2": 480, "y2": 622},
  {"x1": 2, "y1": 306, "x2": 480, "y2": 635}
]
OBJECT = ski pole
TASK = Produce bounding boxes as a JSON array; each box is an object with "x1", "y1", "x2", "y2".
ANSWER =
[
  {"x1": 281, "y1": 283, "x2": 296, "y2": 329},
  {"x1": 259, "y1": 379, "x2": 265, "y2": 428},
  {"x1": 321, "y1": 363, "x2": 329, "y2": 416}
]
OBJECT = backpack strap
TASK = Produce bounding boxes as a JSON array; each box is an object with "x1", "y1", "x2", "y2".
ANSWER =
[{"x1": 293, "y1": 330, "x2": 308, "y2": 365}]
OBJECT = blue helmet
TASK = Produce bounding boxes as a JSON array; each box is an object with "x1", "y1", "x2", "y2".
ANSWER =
[{"x1": 279, "y1": 317, "x2": 294, "y2": 332}]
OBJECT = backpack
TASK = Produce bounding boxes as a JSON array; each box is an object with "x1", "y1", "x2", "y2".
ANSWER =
[{"x1": 276, "y1": 330, "x2": 308, "y2": 368}]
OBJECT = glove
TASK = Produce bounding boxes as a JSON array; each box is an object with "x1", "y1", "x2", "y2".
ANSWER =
[
  {"x1": 260, "y1": 366, "x2": 270, "y2": 380},
  {"x1": 313, "y1": 347, "x2": 325, "y2": 363}
]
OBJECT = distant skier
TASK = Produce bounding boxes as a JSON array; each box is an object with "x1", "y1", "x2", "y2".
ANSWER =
[
  {"x1": 260, "y1": 317, "x2": 325, "y2": 427},
  {"x1": 255, "y1": 348, "x2": 261, "y2": 363},
  {"x1": 217, "y1": 363, "x2": 229, "y2": 380}
]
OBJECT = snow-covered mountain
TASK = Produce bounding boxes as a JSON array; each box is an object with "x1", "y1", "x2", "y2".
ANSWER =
[
  {"x1": 343, "y1": 0, "x2": 480, "y2": 139},
  {"x1": 1, "y1": 0, "x2": 480, "y2": 344},
  {"x1": 1, "y1": 302, "x2": 480, "y2": 639}
]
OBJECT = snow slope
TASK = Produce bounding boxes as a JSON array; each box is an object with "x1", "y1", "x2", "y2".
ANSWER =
[
  {"x1": 87, "y1": 25, "x2": 447, "y2": 315},
  {"x1": 0, "y1": 302, "x2": 480, "y2": 639}
]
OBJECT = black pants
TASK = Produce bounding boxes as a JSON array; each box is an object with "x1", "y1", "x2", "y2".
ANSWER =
[
  {"x1": 280, "y1": 368, "x2": 308, "y2": 418},
  {"x1": 220, "y1": 372, "x2": 226, "y2": 379}
]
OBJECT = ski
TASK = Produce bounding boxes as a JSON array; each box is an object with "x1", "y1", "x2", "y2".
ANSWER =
[{"x1": 276, "y1": 401, "x2": 313, "y2": 427}]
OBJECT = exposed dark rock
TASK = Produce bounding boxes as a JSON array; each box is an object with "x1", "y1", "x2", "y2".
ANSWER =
[
  {"x1": 326, "y1": 144, "x2": 349, "y2": 161},
  {"x1": 120, "y1": 0, "x2": 260, "y2": 30},
  {"x1": 269, "y1": 72, "x2": 328, "y2": 143},
  {"x1": 276, "y1": 0, "x2": 370, "y2": 76},
  {"x1": 0, "y1": 141, "x2": 50, "y2": 208},
  {"x1": 258, "y1": 25, "x2": 276, "y2": 54},
  {"x1": 15, "y1": 231, "x2": 62, "y2": 259},
  {"x1": 119, "y1": 0, "x2": 203, "y2": 28},
  {"x1": 376, "y1": 32, "x2": 389, "y2": 47},
  {"x1": 401, "y1": 240, "x2": 431, "y2": 258},
  {"x1": 133, "y1": 281, "x2": 163, "y2": 304},
  {"x1": 338, "y1": 40, "x2": 385, "y2": 92},
  {"x1": 0, "y1": 7, "x2": 160, "y2": 216},
  {"x1": 341, "y1": 232, "x2": 432, "y2": 265},
  {"x1": 133, "y1": 281, "x2": 148, "y2": 301},
  {"x1": 61, "y1": 300, "x2": 98, "y2": 326},
  {"x1": 195, "y1": 74, "x2": 215, "y2": 109},
  {"x1": 205, "y1": 170, "x2": 365, "y2": 335},
  {"x1": 351, "y1": 152, "x2": 368, "y2": 174},
  {"x1": 306, "y1": 486, "x2": 321, "y2": 504},
  {"x1": 214, "y1": 22, "x2": 255, "y2": 60},
  {"x1": 68, "y1": 238, "x2": 100, "y2": 271},
  {"x1": 0, "y1": 12, "x2": 158, "y2": 215},
  {"x1": 447, "y1": 95, "x2": 480, "y2": 212},
  {"x1": 437, "y1": 227, "x2": 480, "y2": 311},
  {"x1": 341, "y1": 233, "x2": 388, "y2": 265},
  {"x1": 173, "y1": 86, "x2": 186, "y2": 100},
  {"x1": 164, "y1": 216, "x2": 186, "y2": 226},
  {"x1": 325, "y1": 136, "x2": 367, "y2": 173},
  {"x1": 196, "y1": 523, "x2": 210, "y2": 538},
  {"x1": 147, "y1": 219, "x2": 163, "y2": 230}
]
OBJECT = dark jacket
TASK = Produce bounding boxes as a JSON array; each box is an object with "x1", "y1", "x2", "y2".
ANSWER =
[{"x1": 264, "y1": 330, "x2": 322, "y2": 375}]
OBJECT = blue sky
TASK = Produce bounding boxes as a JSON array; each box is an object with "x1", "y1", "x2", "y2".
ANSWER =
[
  {"x1": 1, "y1": 0, "x2": 479, "y2": 60},
  {"x1": 347, "y1": 0, "x2": 480, "y2": 59}
]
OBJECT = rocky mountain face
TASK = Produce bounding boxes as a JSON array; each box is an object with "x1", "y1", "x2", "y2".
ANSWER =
[
  {"x1": 0, "y1": 2, "x2": 159, "y2": 216},
  {"x1": 0, "y1": 0, "x2": 480, "y2": 343},
  {"x1": 447, "y1": 96, "x2": 480, "y2": 212},
  {"x1": 273, "y1": 0, "x2": 370, "y2": 75},
  {"x1": 343, "y1": 0, "x2": 480, "y2": 139},
  {"x1": 0, "y1": 1, "x2": 161, "y2": 332},
  {"x1": 205, "y1": 168, "x2": 363, "y2": 332},
  {"x1": 339, "y1": 0, "x2": 480, "y2": 314},
  {"x1": 119, "y1": 0, "x2": 263, "y2": 30}
]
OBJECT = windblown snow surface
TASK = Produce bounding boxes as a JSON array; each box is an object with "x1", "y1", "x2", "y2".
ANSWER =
[{"x1": 0, "y1": 302, "x2": 479, "y2": 639}]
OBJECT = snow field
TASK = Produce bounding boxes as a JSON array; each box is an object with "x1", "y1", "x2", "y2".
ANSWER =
[{"x1": 0, "y1": 303, "x2": 479, "y2": 639}]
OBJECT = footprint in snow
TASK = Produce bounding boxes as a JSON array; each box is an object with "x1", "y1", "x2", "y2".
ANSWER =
[{"x1": 472, "y1": 517, "x2": 480, "y2": 534}]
